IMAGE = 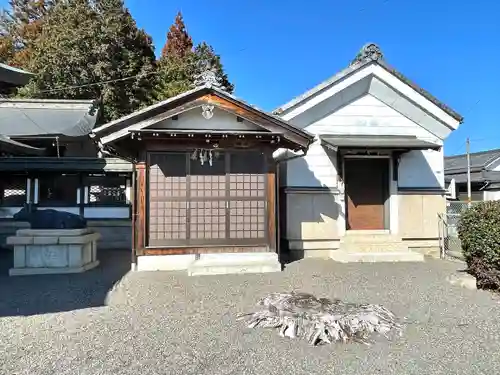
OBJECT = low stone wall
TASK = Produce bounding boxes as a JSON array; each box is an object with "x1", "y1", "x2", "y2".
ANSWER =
[
  {"x1": 0, "y1": 221, "x2": 29, "y2": 248},
  {"x1": 0, "y1": 219, "x2": 131, "y2": 251},
  {"x1": 7, "y1": 228, "x2": 101, "y2": 276}
]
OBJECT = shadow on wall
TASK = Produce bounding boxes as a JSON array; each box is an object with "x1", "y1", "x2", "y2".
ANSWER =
[
  {"x1": 280, "y1": 149, "x2": 342, "y2": 264},
  {"x1": 398, "y1": 150, "x2": 442, "y2": 189},
  {"x1": 0, "y1": 249, "x2": 130, "y2": 317}
]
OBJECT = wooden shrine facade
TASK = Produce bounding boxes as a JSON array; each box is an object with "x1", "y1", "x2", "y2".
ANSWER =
[
  {"x1": 92, "y1": 83, "x2": 314, "y2": 258},
  {"x1": 134, "y1": 142, "x2": 278, "y2": 256}
]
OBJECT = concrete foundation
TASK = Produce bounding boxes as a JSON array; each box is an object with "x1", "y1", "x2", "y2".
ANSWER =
[
  {"x1": 7, "y1": 228, "x2": 101, "y2": 276},
  {"x1": 188, "y1": 252, "x2": 281, "y2": 276},
  {"x1": 136, "y1": 252, "x2": 282, "y2": 276},
  {"x1": 136, "y1": 254, "x2": 197, "y2": 271}
]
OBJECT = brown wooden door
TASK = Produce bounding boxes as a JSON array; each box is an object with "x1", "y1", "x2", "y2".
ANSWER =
[{"x1": 344, "y1": 158, "x2": 389, "y2": 230}]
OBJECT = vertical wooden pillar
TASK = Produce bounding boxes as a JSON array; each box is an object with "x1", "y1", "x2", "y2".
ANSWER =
[
  {"x1": 131, "y1": 166, "x2": 137, "y2": 262},
  {"x1": 78, "y1": 173, "x2": 85, "y2": 216},
  {"x1": 134, "y1": 162, "x2": 147, "y2": 253},
  {"x1": 266, "y1": 153, "x2": 277, "y2": 253}
]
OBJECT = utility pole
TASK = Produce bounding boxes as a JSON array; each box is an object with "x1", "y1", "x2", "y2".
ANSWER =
[{"x1": 466, "y1": 137, "x2": 471, "y2": 207}]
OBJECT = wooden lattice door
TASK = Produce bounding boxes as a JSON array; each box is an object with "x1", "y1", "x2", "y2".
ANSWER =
[
  {"x1": 188, "y1": 151, "x2": 228, "y2": 245},
  {"x1": 227, "y1": 151, "x2": 267, "y2": 244},
  {"x1": 148, "y1": 153, "x2": 189, "y2": 246},
  {"x1": 147, "y1": 151, "x2": 268, "y2": 248}
]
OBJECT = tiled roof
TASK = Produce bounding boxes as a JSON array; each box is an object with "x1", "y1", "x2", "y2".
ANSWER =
[
  {"x1": 274, "y1": 43, "x2": 463, "y2": 123},
  {"x1": 445, "y1": 149, "x2": 500, "y2": 172}
]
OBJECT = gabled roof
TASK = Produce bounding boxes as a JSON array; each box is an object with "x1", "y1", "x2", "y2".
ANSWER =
[
  {"x1": 93, "y1": 83, "x2": 314, "y2": 150},
  {"x1": 0, "y1": 99, "x2": 100, "y2": 138},
  {"x1": 445, "y1": 148, "x2": 500, "y2": 173},
  {"x1": 273, "y1": 43, "x2": 463, "y2": 124}
]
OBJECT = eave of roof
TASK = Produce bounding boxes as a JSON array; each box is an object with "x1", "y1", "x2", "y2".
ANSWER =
[
  {"x1": 93, "y1": 84, "x2": 314, "y2": 149},
  {"x1": 0, "y1": 135, "x2": 45, "y2": 156},
  {"x1": 320, "y1": 134, "x2": 441, "y2": 150},
  {"x1": 0, "y1": 98, "x2": 100, "y2": 137},
  {"x1": 273, "y1": 44, "x2": 463, "y2": 123},
  {"x1": 0, "y1": 63, "x2": 34, "y2": 86},
  {"x1": 0, "y1": 156, "x2": 132, "y2": 172}
]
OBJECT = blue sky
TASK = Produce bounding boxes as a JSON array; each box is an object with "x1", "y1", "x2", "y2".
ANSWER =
[{"x1": 3, "y1": 0, "x2": 499, "y2": 155}]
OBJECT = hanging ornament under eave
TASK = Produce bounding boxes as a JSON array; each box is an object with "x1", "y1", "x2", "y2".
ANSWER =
[{"x1": 191, "y1": 148, "x2": 216, "y2": 166}]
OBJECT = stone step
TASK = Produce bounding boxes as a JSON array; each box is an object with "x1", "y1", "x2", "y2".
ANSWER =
[
  {"x1": 330, "y1": 250, "x2": 424, "y2": 263},
  {"x1": 343, "y1": 232, "x2": 402, "y2": 243},
  {"x1": 339, "y1": 241, "x2": 408, "y2": 253},
  {"x1": 187, "y1": 252, "x2": 281, "y2": 276}
]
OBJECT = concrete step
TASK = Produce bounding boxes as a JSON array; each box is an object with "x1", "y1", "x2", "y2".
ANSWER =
[
  {"x1": 339, "y1": 241, "x2": 408, "y2": 253},
  {"x1": 340, "y1": 231, "x2": 408, "y2": 253},
  {"x1": 330, "y1": 250, "x2": 424, "y2": 263},
  {"x1": 343, "y1": 231, "x2": 401, "y2": 243},
  {"x1": 187, "y1": 252, "x2": 282, "y2": 276}
]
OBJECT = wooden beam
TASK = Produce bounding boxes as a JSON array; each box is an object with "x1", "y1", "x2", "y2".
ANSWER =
[
  {"x1": 131, "y1": 165, "x2": 137, "y2": 263},
  {"x1": 201, "y1": 93, "x2": 310, "y2": 148},
  {"x1": 137, "y1": 246, "x2": 268, "y2": 256},
  {"x1": 266, "y1": 155, "x2": 277, "y2": 252},
  {"x1": 135, "y1": 162, "x2": 146, "y2": 251}
]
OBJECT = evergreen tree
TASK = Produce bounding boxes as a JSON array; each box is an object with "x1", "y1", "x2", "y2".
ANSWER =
[
  {"x1": 18, "y1": 0, "x2": 157, "y2": 122},
  {"x1": 193, "y1": 41, "x2": 233, "y2": 93},
  {"x1": 0, "y1": 0, "x2": 56, "y2": 66},
  {"x1": 160, "y1": 11, "x2": 192, "y2": 60},
  {"x1": 155, "y1": 12, "x2": 234, "y2": 100}
]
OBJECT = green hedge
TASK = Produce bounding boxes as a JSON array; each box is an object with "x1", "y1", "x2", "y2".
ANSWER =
[{"x1": 458, "y1": 201, "x2": 500, "y2": 290}]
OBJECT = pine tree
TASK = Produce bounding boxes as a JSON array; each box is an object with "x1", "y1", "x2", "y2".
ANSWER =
[{"x1": 18, "y1": 0, "x2": 157, "y2": 122}]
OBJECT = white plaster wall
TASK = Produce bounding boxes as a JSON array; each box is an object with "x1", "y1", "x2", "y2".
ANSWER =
[
  {"x1": 484, "y1": 190, "x2": 500, "y2": 201},
  {"x1": 306, "y1": 95, "x2": 438, "y2": 141},
  {"x1": 398, "y1": 148, "x2": 444, "y2": 189},
  {"x1": 282, "y1": 94, "x2": 443, "y2": 189},
  {"x1": 153, "y1": 107, "x2": 262, "y2": 131},
  {"x1": 282, "y1": 140, "x2": 337, "y2": 188}
]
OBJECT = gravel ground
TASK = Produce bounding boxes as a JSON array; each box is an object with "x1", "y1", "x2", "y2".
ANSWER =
[{"x1": 1, "y1": 251, "x2": 500, "y2": 375}]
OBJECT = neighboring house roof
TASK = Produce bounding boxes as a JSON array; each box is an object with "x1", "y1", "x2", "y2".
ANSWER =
[
  {"x1": 445, "y1": 148, "x2": 500, "y2": 184},
  {"x1": 0, "y1": 99, "x2": 100, "y2": 138},
  {"x1": 273, "y1": 43, "x2": 463, "y2": 124},
  {"x1": 445, "y1": 148, "x2": 500, "y2": 173},
  {"x1": 93, "y1": 79, "x2": 314, "y2": 150},
  {"x1": 0, "y1": 63, "x2": 34, "y2": 86}
]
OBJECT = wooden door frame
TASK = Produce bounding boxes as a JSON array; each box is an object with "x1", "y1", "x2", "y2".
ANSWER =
[
  {"x1": 133, "y1": 149, "x2": 277, "y2": 255},
  {"x1": 342, "y1": 155, "x2": 391, "y2": 231}
]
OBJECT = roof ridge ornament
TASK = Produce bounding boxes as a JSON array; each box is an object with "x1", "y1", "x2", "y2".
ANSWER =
[
  {"x1": 350, "y1": 43, "x2": 384, "y2": 66},
  {"x1": 193, "y1": 60, "x2": 226, "y2": 90}
]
